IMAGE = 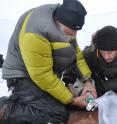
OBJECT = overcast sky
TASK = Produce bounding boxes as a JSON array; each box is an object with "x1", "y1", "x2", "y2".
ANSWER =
[{"x1": 0, "y1": 0, "x2": 117, "y2": 20}]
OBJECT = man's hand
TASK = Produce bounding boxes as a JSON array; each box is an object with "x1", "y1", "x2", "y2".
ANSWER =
[
  {"x1": 71, "y1": 94, "x2": 88, "y2": 108},
  {"x1": 82, "y1": 81, "x2": 97, "y2": 98}
]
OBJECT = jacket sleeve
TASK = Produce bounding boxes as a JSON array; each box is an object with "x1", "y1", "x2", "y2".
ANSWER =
[
  {"x1": 19, "y1": 33, "x2": 73, "y2": 104},
  {"x1": 62, "y1": 45, "x2": 92, "y2": 84},
  {"x1": 76, "y1": 45, "x2": 92, "y2": 82},
  {"x1": 19, "y1": 13, "x2": 73, "y2": 104}
]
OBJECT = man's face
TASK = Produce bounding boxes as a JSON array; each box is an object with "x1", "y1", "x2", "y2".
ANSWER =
[
  {"x1": 99, "y1": 50, "x2": 117, "y2": 63},
  {"x1": 63, "y1": 26, "x2": 77, "y2": 37},
  {"x1": 58, "y1": 22, "x2": 77, "y2": 40}
]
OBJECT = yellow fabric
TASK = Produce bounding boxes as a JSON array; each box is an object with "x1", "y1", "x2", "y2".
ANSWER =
[
  {"x1": 19, "y1": 13, "x2": 73, "y2": 104},
  {"x1": 76, "y1": 45, "x2": 91, "y2": 80},
  {"x1": 51, "y1": 42, "x2": 70, "y2": 50}
]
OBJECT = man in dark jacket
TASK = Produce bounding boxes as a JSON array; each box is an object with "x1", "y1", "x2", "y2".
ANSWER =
[
  {"x1": 0, "y1": 0, "x2": 96, "y2": 124},
  {"x1": 83, "y1": 25, "x2": 117, "y2": 97},
  {"x1": 62, "y1": 25, "x2": 117, "y2": 124},
  {"x1": 0, "y1": 54, "x2": 4, "y2": 68}
]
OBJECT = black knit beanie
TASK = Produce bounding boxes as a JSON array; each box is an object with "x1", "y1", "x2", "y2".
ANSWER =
[
  {"x1": 95, "y1": 26, "x2": 117, "y2": 51},
  {"x1": 54, "y1": 0, "x2": 87, "y2": 30}
]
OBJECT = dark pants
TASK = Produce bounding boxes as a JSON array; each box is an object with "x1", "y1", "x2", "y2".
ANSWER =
[{"x1": 2, "y1": 78, "x2": 69, "y2": 124}]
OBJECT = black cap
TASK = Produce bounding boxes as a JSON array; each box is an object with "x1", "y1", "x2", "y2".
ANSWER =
[
  {"x1": 94, "y1": 26, "x2": 117, "y2": 51},
  {"x1": 54, "y1": 0, "x2": 87, "y2": 30}
]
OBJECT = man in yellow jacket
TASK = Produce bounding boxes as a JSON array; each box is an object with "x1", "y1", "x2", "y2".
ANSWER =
[{"x1": 1, "y1": 0, "x2": 96, "y2": 123}]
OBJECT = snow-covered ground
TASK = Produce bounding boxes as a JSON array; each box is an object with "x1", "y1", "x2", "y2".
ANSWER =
[{"x1": 0, "y1": 69, "x2": 10, "y2": 97}]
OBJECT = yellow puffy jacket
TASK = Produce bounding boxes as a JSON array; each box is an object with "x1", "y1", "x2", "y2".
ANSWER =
[{"x1": 3, "y1": 4, "x2": 91, "y2": 104}]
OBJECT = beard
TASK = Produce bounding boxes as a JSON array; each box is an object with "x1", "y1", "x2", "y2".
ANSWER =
[{"x1": 58, "y1": 22, "x2": 76, "y2": 41}]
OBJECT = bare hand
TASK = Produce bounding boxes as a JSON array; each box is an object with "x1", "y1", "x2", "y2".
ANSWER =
[{"x1": 71, "y1": 94, "x2": 87, "y2": 108}]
